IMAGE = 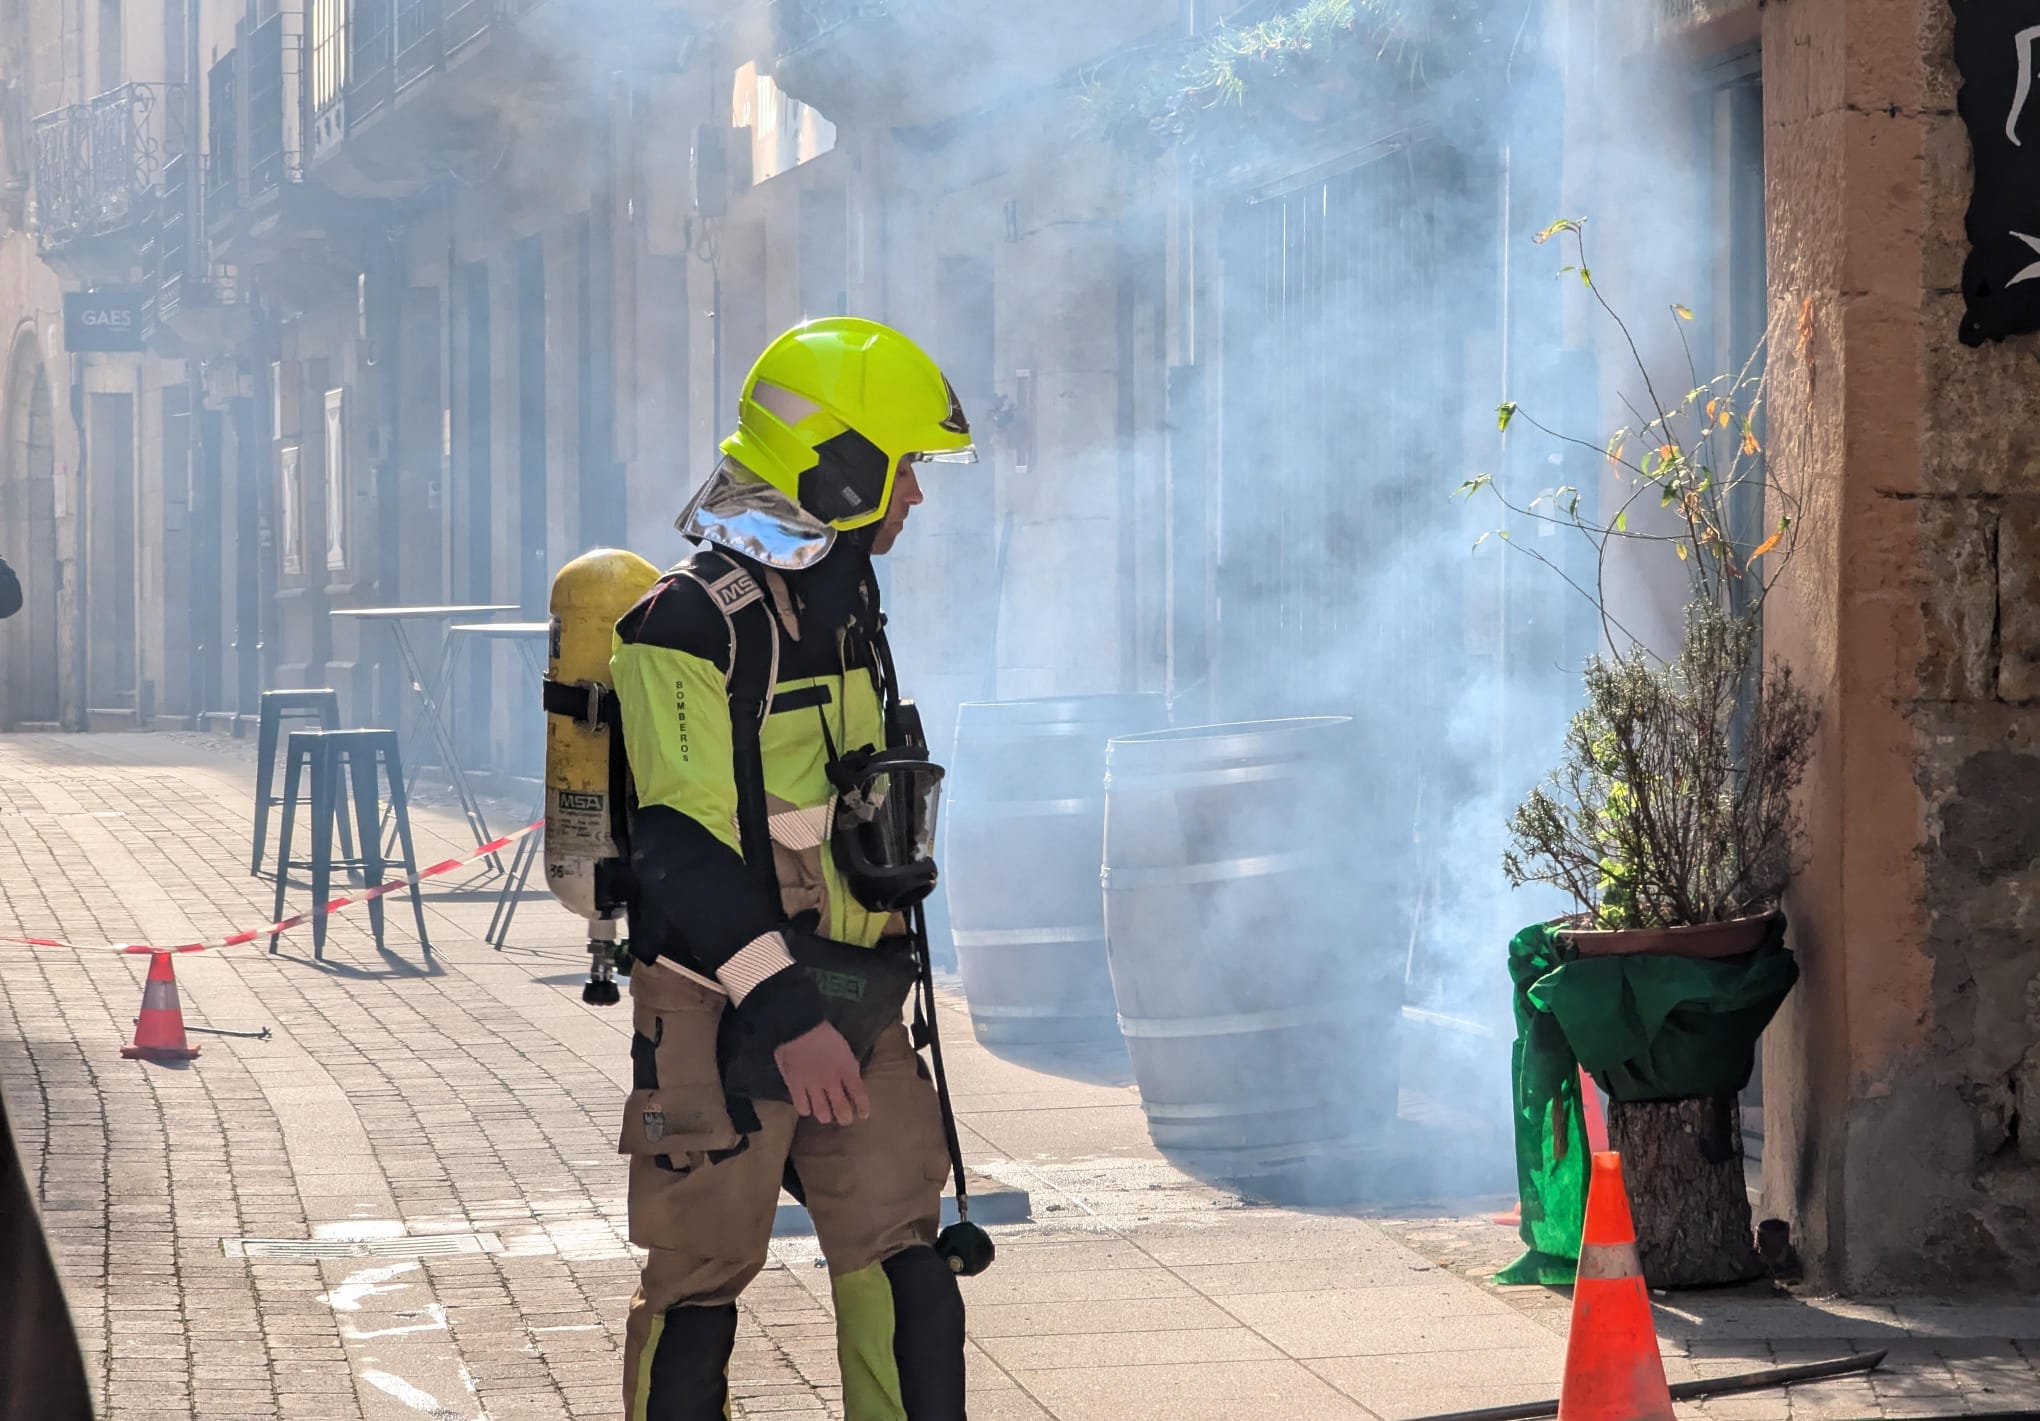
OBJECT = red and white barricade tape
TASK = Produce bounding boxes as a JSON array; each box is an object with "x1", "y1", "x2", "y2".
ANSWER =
[{"x1": 5, "y1": 819, "x2": 546, "y2": 955}]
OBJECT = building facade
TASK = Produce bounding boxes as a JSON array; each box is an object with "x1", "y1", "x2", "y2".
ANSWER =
[{"x1": 0, "y1": 0, "x2": 2033, "y2": 1291}]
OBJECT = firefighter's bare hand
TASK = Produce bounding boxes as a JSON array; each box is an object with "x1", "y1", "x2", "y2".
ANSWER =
[{"x1": 774, "y1": 1024, "x2": 871, "y2": 1125}]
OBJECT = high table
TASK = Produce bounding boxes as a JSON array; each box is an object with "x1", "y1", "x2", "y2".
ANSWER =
[
  {"x1": 330, "y1": 604, "x2": 517, "y2": 868},
  {"x1": 449, "y1": 621, "x2": 554, "y2": 950}
]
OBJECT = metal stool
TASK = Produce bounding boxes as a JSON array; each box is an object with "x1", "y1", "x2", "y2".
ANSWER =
[
  {"x1": 269, "y1": 729, "x2": 430, "y2": 958},
  {"x1": 251, "y1": 690, "x2": 348, "y2": 877}
]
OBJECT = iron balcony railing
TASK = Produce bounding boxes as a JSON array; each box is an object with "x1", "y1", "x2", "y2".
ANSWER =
[
  {"x1": 396, "y1": 0, "x2": 441, "y2": 91},
  {"x1": 206, "y1": 50, "x2": 237, "y2": 216},
  {"x1": 31, "y1": 82, "x2": 188, "y2": 252},
  {"x1": 152, "y1": 152, "x2": 192, "y2": 323},
  {"x1": 208, "y1": 13, "x2": 304, "y2": 225},
  {"x1": 350, "y1": 0, "x2": 396, "y2": 125},
  {"x1": 306, "y1": 0, "x2": 525, "y2": 159},
  {"x1": 245, "y1": 13, "x2": 300, "y2": 198},
  {"x1": 444, "y1": 0, "x2": 497, "y2": 52}
]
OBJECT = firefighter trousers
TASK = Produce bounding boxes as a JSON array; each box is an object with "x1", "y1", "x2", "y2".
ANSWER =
[{"x1": 619, "y1": 966, "x2": 964, "y2": 1421}]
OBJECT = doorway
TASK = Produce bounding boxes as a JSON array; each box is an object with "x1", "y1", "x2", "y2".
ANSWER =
[{"x1": 4, "y1": 348, "x2": 62, "y2": 726}]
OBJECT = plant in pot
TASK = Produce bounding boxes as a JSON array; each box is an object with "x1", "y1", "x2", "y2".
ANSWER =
[{"x1": 1462, "y1": 219, "x2": 1819, "y2": 1289}]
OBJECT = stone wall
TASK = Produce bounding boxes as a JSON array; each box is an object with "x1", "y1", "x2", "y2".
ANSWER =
[{"x1": 1761, "y1": 0, "x2": 2040, "y2": 1292}]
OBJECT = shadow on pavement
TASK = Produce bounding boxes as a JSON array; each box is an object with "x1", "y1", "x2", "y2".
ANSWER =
[
  {"x1": 273, "y1": 944, "x2": 447, "y2": 983},
  {"x1": 0, "y1": 1086, "x2": 95, "y2": 1420},
  {"x1": 978, "y1": 1034, "x2": 1137, "y2": 1089}
]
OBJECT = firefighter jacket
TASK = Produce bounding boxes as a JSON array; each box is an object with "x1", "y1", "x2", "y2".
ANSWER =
[{"x1": 609, "y1": 545, "x2": 901, "y2": 1054}]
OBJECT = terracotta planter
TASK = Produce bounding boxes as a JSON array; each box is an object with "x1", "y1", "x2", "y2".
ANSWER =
[{"x1": 1556, "y1": 910, "x2": 1782, "y2": 961}]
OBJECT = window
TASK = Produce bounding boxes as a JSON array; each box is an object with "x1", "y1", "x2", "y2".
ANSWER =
[
  {"x1": 279, "y1": 444, "x2": 304, "y2": 576},
  {"x1": 323, "y1": 387, "x2": 346, "y2": 572},
  {"x1": 730, "y1": 61, "x2": 836, "y2": 185}
]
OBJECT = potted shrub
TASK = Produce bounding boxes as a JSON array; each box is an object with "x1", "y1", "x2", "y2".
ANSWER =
[{"x1": 1465, "y1": 220, "x2": 1818, "y2": 1287}]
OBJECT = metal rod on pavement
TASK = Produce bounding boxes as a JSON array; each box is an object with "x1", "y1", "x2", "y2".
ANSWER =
[
  {"x1": 181, "y1": 1025, "x2": 272, "y2": 1041},
  {"x1": 1400, "y1": 1350, "x2": 1888, "y2": 1421}
]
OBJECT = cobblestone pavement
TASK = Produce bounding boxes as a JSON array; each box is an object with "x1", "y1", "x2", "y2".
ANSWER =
[{"x1": 2, "y1": 732, "x2": 2038, "y2": 1420}]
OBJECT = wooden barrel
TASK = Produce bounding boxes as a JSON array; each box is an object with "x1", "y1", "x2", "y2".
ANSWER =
[
  {"x1": 945, "y1": 695, "x2": 1168, "y2": 1044},
  {"x1": 1102, "y1": 717, "x2": 1404, "y2": 1151}
]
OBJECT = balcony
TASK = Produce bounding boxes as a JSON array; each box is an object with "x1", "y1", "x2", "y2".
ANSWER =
[
  {"x1": 295, "y1": 0, "x2": 699, "y2": 195},
  {"x1": 304, "y1": 0, "x2": 533, "y2": 197},
  {"x1": 204, "y1": 15, "x2": 361, "y2": 308},
  {"x1": 32, "y1": 82, "x2": 189, "y2": 281},
  {"x1": 767, "y1": 0, "x2": 1175, "y2": 129},
  {"x1": 146, "y1": 152, "x2": 248, "y2": 354}
]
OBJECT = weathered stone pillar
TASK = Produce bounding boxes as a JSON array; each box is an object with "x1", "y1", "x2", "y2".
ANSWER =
[{"x1": 1762, "y1": 0, "x2": 2040, "y2": 1291}]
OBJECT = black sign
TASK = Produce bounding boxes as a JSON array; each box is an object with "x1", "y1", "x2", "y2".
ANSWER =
[{"x1": 62, "y1": 289, "x2": 148, "y2": 353}]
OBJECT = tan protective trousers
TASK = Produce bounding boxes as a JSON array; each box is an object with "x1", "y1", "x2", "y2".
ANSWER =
[{"x1": 618, "y1": 965, "x2": 955, "y2": 1421}]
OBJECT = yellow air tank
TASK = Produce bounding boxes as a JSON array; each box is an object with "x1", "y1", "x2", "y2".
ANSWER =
[{"x1": 544, "y1": 548, "x2": 661, "y2": 1004}]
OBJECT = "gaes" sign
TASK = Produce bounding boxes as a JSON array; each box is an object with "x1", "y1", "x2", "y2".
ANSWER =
[{"x1": 62, "y1": 289, "x2": 149, "y2": 353}]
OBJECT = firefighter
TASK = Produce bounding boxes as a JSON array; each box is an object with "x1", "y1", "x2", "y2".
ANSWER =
[{"x1": 611, "y1": 317, "x2": 977, "y2": 1421}]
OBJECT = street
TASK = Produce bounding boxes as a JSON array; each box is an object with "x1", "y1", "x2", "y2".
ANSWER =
[{"x1": 2, "y1": 732, "x2": 2037, "y2": 1420}]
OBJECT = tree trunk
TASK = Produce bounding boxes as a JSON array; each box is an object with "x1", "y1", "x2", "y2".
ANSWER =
[{"x1": 1606, "y1": 1094, "x2": 1762, "y2": 1289}]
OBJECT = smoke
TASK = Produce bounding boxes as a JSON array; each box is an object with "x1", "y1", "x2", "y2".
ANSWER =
[
  {"x1": 498, "y1": 0, "x2": 1723, "y2": 1204},
  {"x1": 863, "y1": 3, "x2": 1714, "y2": 1204}
]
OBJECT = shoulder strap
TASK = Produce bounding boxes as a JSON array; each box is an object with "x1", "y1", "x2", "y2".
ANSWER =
[{"x1": 670, "y1": 551, "x2": 784, "y2": 914}]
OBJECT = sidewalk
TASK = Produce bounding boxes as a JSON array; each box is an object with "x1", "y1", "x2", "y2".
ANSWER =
[{"x1": 0, "y1": 731, "x2": 2035, "y2": 1420}]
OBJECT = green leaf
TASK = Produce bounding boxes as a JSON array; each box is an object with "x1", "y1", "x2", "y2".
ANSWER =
[
  {"x1": 1455, "y1": 473, "x2": 1494, "y2": 499},
  {"x1": 1613, "y1": 509, "x2": 1628, "y2": 533},
  {"x1": 1579, "y1": 266, "x2": 1592, "y2": 287},
  {"x1": 1673, "y1": 303, "x2": 1695, "y2": 321},
  {"x1": 1497, "y1": 402, "x2": 1518, "y2": 433},
  {"x1": 1534, "y1": 217, "x2": 1583, "y2": 245}
]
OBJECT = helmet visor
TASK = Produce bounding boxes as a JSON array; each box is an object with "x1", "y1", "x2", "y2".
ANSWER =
[{"x1": 913, "y1": 445, "x2": 979, "y2": 466}]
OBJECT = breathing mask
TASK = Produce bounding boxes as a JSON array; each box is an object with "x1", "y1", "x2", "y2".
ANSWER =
[{"x1": 824, "y1": 701, "x2": 946, "y2": 915}]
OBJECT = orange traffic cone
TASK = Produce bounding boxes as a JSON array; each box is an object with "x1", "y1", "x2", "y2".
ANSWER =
[
  {"x1": 1557, "y1": 1151, "x2": 1671, "y2": 1421},
  {"x1": 121, "y1": 951, "x2": 200, "y2": 1062}
]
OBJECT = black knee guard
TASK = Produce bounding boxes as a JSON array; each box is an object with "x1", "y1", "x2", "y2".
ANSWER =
[
  {"x1": 883, "y1": 1245, "x2": 967, "y2": 1418},
  {"x1": 645, "y1": 1301, "x2": 739, "y2": 1421}
]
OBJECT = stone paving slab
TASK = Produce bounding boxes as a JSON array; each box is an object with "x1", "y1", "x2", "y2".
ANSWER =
[{"x1": 1, "y1": 732, "x2": 2038, "y2": 1419}]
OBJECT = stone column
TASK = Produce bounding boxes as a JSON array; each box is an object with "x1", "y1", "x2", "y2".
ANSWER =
[{"x1": 1761, "y1": 0, "x2": 2040, "y2": 1291}]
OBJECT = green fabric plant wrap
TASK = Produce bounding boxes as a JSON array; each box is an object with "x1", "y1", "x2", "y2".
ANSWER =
[
  {"x1": 1496, "y1": 923, "x2": 1590, "y2": 1286},
  {"x1": 1531, "y1": 917, "x2": 1798, "y2": 1103},
  {"x1": 1494, "y1": 916, "x2": 1801, "y2": 1288}
]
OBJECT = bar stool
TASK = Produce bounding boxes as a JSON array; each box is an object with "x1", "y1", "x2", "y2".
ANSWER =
[
  {"x1": 269, "y1": 729, "x2": 431, "y2": 959},
  {"x1": 251, "y1": 690, "x2": 349, "y2": 877}
]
